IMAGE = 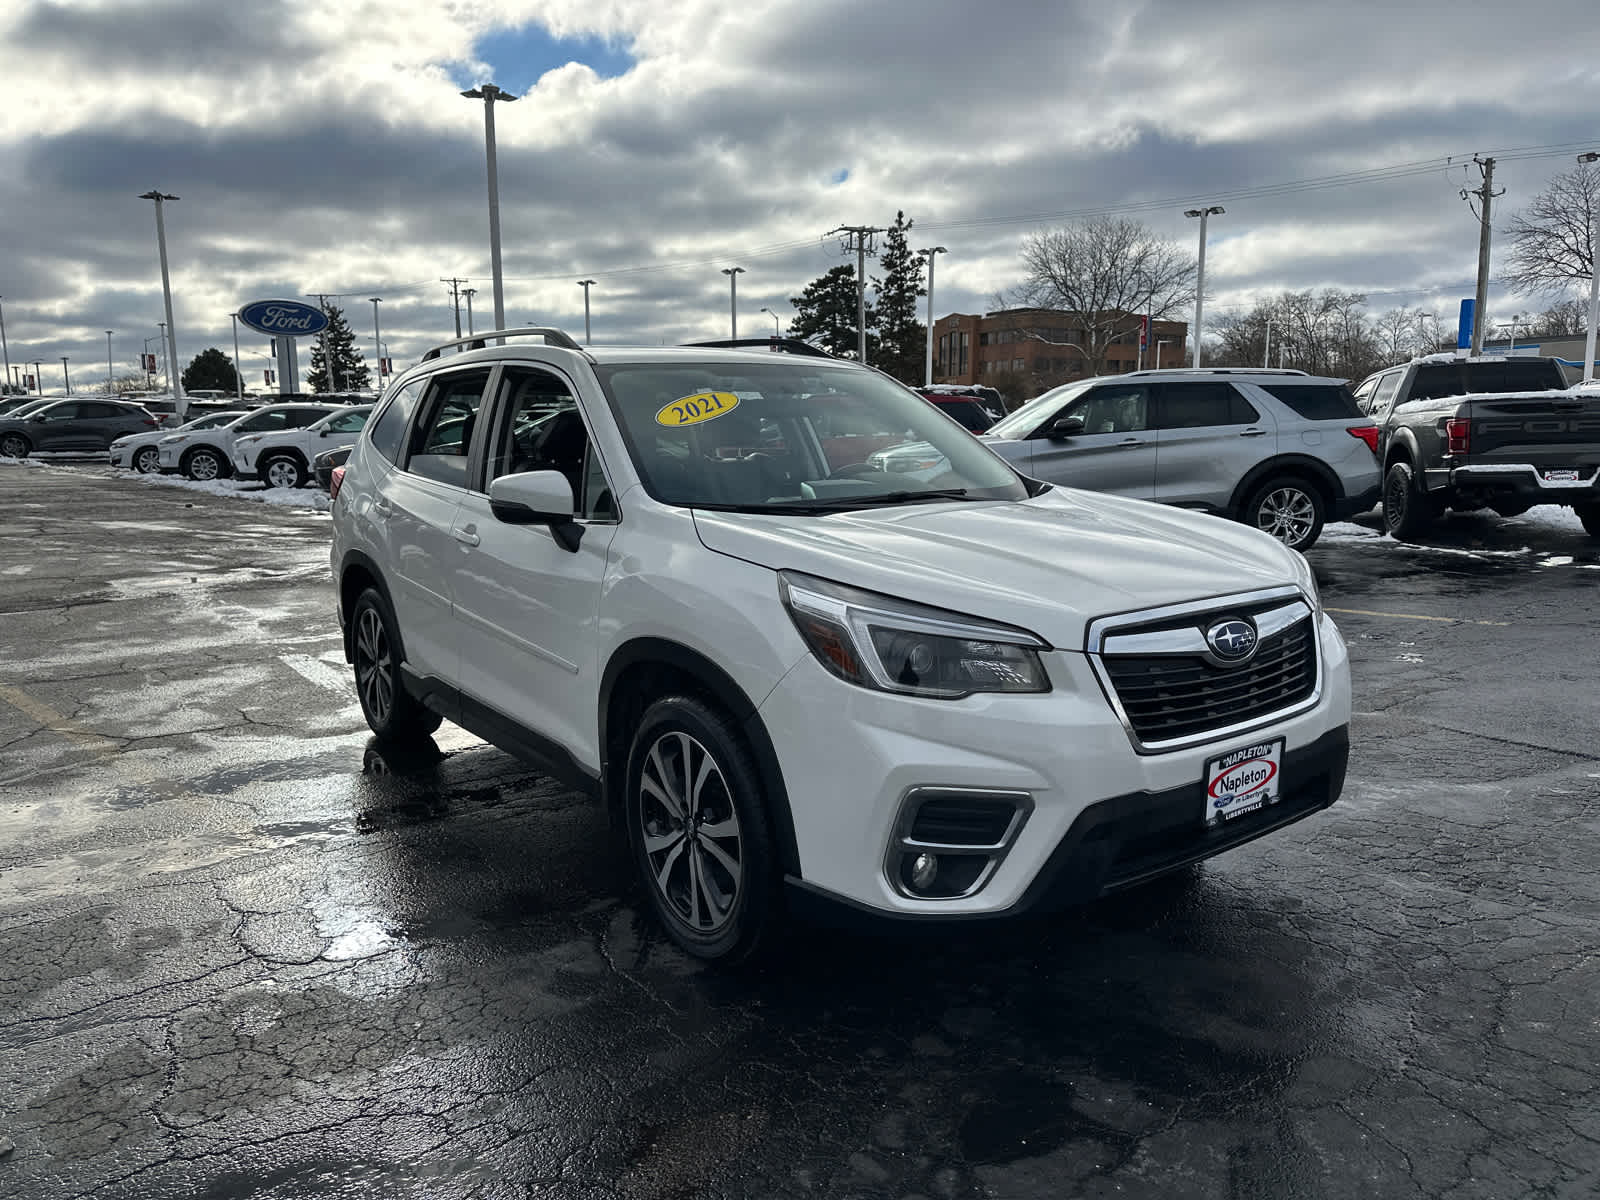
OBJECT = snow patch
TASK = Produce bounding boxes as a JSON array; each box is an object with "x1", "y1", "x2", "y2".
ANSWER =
[{"x1": 135, "y1": 471, "x2": 331, "y2": 511}]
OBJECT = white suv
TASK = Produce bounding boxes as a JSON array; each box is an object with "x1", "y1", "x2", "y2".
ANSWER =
[
  {"x1": 158, "y1": 402, "x2": 337, "y2": 481},
  {"x1": 330, "y1": 329, "x2": 1352, "y2": 962},
  {"x1": 234, "y1": 405, "x2": 373, "y2": 488}
]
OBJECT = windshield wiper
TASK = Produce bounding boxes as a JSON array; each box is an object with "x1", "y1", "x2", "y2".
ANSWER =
[{"x1": 689, "y1": 489, "x2": 976, "y2": 515}]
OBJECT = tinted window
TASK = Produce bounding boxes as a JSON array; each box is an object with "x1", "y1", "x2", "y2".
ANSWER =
[
  {"x1": 405, "y1": 371, "x2": 489, "y2": 487},
  {"x1": 1371, "y1": 371, "x2": 1403, "y2": 412},
  {"x1": 1260, "y1": 384, "x2": 1363, "y2": 421},
  {"x1": 322, "y1": 408, "x2": 371, "y2": 434},
  {"x1": 1063, "y1": 385, "x2": 1149, "y2": 434},
  {"x1": 37, "y1": 403, "x2": 82, "y2": 421},
  {"x1": 1155, "y1": 382, "x2": 1255, "y2": 428},
  {"x1": 489, "y1": 367, "x2": 577, "y2": 484},
  {"x1": 933, "y1": 397, "x2": 997, "y2": 432},
  {"x1": 236, "y1": 409, "x2": 295, "y2": 433},
  {"x1": 287, "y1": 407, "x2": 333, "y2": 428},
  {"x1": 369, "y1": 381, "x2": 423, "y2": 463},
  {"x1": 78, "y1": 402, "x2": 124, "y2": 419}
]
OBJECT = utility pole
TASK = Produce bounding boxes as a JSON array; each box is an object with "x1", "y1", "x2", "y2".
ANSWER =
[
  {"x1": 918, "y1": 246, "x2": 947, "y2": 386},
  {"x1": 828, "y1": 225, "x2": 886, "y2": 362},
  {"x1": 441, "y1": 277, "x2": 467, "y2": 338},
  {"x1": 1185, "y1": 206, "x2": 1224, "y2": 367},
  {"x1": 462, "y1": 84, "x2": 518, "y2": 339},
  {"x1": 369, "y1": 299, "x2": 383, "y2": 392},
  {"x1": 577, "y1": 280, "x2": 595, "y2": 344},
  {"x1": 139, "y1": 190, "x2": 185, "y2": 412},
  {"x1": 1579, "y1": 151, "x2": 1599, "y2": 382},
  {"x1": 721, "y1": 267, "x2": 744, "y2": 338},
  {"x1": 463, "y1": 288, "x2": 477, "y2": 336},
  {"x1": 1462, "y1": 156, "x2": 1502, "y2": 355}
]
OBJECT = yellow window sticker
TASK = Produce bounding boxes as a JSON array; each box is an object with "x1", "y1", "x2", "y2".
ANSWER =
[{"x1": 656, "y1": 391, "x2": 741, "y2": 427}]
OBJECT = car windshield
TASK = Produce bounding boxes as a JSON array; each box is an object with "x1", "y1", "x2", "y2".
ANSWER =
[
  {"x1": 985, "y1": 380, "x2": 1094, "y2": 438},
  {"x1": 593, "y1": 359, "x2": 1028, "y2": 511}
]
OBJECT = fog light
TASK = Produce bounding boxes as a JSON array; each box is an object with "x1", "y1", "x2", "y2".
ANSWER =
[{"x1": 908, "y1": 853, "x2": 939, "y2": 891}]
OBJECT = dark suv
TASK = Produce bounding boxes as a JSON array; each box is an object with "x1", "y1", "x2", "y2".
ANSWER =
[
  {"x1": 917, "y1": 385, "x2": 1005, "y2": 432},
  {"x1": 0, "y1": 399, "x2": 160, "y2": 458}
]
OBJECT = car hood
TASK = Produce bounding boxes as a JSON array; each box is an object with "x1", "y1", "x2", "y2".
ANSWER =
[{"x1": 691, "y1": 487, "x2": 1301, "y2": 648}]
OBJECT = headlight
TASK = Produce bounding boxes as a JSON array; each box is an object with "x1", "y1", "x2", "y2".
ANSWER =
[
  {"x1": 778, "y1": 571, "x2": 1050, "y2": 699},
  {"x1": 160, "y1": 435, "x2": 186, "y2": 445},
  {"x1": 1290, "y1": 550, "x2": 1321, "y2": 612}
]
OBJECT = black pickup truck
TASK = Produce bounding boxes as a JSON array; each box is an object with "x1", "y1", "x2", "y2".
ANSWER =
[{"x1": 1351, "y1": 355, "x2": 1600, "y2": 539}]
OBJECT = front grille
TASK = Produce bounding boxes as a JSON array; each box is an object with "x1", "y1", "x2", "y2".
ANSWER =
[{"x1": 1099, "y1": 609, "x2": 1317, "y2": 744}]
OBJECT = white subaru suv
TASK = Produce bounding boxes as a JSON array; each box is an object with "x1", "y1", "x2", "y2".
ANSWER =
[{"x1": 330, "y1": 329, "x2": 1351, "y2": 962}]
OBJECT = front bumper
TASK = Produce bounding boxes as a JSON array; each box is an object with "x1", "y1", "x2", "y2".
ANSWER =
[
  {"x1": 108, "y1": 448, "x2": 129, "y2": 468},
  {"x1": 760, "y1": 610, "x2": 1352, "y2": 918},
  {"x1": 1449, "y1": 463, "x2": 1600, "y2": 504}
]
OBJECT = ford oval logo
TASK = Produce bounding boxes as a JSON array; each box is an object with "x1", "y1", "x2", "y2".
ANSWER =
[
  {"x1": 238, "y1": 299, "x2": 330, "y2": 337},
  {"x1": 1206, "y1": 618, "x2": 1258, "y2": 664}
]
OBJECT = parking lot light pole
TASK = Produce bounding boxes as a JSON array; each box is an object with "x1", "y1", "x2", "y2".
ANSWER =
[
  {"x1": 229, "y1": 313, "x2": 244, "y2": 402},
  {"x1": 0, "y1": 297, "x2": 11, "y2": 395},
  {"x1": 918, "y1": 246, "x2": 947, "y2": 386},
  {"x1": 30, "y1": 360, "x2": 43, "y2": 394},
  {"x1": 577, "y1": 280, "x2": 595, "y2": 344},
  {"x1": 1263, "y1": 318, "x2": 1275, "y2": 368},
  {"x1": 462, "y1": 84, "x2": 518, "y2": 340},
  {"x1": 106, "y1": 331, "x2": 114, "y2": 395},
  {"x1": 368, "y1": 299, "x2": 382, "y2": 392},
  {"x1": 760, "y1": 307, "x2": 780, "y2": 335},
  {"x1": 721, "y1": 267, "x2": 744, "y2": 338},
  {"x1": 1155, "y1": 338, "x2": 1172, "y2": 370},
  {"x1": 60, "y1": 356, "x2": 70, "y2": 395},
  {"x1": 463, "y1": 288, "x2": 476, "y2": 337},
  {"x1": 138, "y1": 191, "x2": 184, "y2": 408},
  {"x1": 1184, "y1": 206, "x2": 1224, "y2": 367},
  {"x1": 1579, "y1": 151, "x2": 1600, "y2": 382}
]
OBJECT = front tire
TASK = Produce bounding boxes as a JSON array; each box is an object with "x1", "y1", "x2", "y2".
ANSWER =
[
  {"x1": 263, "y1": 454, "x2": 306, "y2": 489},
  {"x1": 349, "y1": 587, "x2": 443, "y2": 741},
  {"x1": 1576, "y1": 502, "x2": 1600, "y2": 539},
  {"x1": 133, "y1": 446, "x2": 161, "y2": 473},
  {"x1": 1243, "y1": 477, "x2": 1325, "y2": 551},
  {"x1": 1383, "y1": 461, "x2": 1435, "y2": 540},
  {"x1": 625, "y1": 695, "x2": 777, "y2": 963},
  {"x1": 184, "y1": 447, "x2": 226, "y2": 482},
  {"x1": 1, "y1": 433, "x2": 29, "y2": 459}
]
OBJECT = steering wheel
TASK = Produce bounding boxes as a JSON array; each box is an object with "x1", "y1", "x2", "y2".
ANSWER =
[{"x1": 830, "y1": 462, "x2": 884, "y2": 480}]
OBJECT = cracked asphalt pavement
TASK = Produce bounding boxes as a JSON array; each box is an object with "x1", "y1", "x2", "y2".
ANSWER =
[{"x1": 2, "y1": 461, "x2": 1598, "y2": 1199}]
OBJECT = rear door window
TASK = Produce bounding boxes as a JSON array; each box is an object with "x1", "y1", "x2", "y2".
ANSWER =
[
  {"x1": 368, "y1": 380, "x2": 424, "y2": 463},
  {"x1": 1154, "y1": 382, "x2": 1257, "y2": 428},
  {"x1": 404, "y1": 370, "x2": 490, "y2": 488},
  {"x1": 1259, "y1": 384, "x2": 1364, "y2": 421}
]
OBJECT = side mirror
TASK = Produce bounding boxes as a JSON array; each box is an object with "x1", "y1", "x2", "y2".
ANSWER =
[
  {"x1": 320, "y1": 427, "x2": 331, "y2": 436},
  {"x1": 488, "y1": 470, "x2": 584, "y2": 551},
  {"x1": 1047, "y1": 415, "x2": 1085, "y2": 439}
]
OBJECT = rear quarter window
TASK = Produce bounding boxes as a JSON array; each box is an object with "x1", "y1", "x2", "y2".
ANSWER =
[{"x1": 1260, "y1": 384, "x2": 1364, "y2": 421}]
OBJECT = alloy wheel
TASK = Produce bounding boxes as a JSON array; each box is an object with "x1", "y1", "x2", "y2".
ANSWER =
[
  {"x1": 1, "y1": 435, "x2": 26, "y2": 458},
  {"x1": 638, "y1": 731, "x2": 744, "y2": 934},
  {"x1": 266, "y1": 458, "x2": 299, "y2": 488},
  {"x1": 134, "y1": 447, "x2": 160, "y2": 473},
  {"x1": 1256, "y1": 486, "x2": 1316, "y2": 546},
  {"x1": 189, "y1": 451, "x2": 220, "y2": 481},
  {"x1": 354, "y1": 605, "x2": 393, "y2": 726},
  {"x1": 1384, "y1": 473, "x2": 1408, "y2": 529}
]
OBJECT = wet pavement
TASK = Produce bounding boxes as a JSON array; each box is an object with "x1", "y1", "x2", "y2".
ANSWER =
[{"x1": 2, "y1": 461, "x2": 1598, "y2": 1200}]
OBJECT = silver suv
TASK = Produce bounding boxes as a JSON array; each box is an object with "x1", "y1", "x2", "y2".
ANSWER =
[{"x1": 982, "y1": 368, "x2": 1381, "y2": 551}]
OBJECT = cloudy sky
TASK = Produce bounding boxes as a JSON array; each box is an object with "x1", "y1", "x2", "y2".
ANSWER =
[{"x1": 1, "y1": 0, "x2": 1597, "y2": 392}]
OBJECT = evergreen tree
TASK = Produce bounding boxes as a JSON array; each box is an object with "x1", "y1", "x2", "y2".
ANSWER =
[
  {"x1": 180, "y1": 347, "x2": 240, "y2": 394},
  {"x1": 306, "y1": 302, "x2": 371, "y2": 392},
  {"x1": 872, "y1": 211, "x2": 926, "y2": 383},
  {"x1": 789, "y1": 264, "x2": 877, "y2": 360}
]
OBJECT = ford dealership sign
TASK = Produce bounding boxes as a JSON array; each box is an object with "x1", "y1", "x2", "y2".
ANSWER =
[{"x1": 238, "y1": 299, "x2": 329, "y2": 337}]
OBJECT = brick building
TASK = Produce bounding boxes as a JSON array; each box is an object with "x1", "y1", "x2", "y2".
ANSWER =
[{"x1": 930, "y1": 308, "x2": 1189, "y2": 393}]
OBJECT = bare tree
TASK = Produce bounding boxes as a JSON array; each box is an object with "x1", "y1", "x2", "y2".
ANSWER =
[
  {"x1": 1007, "y1": 216, "x2": 1196, "y2": 374},
  {"x1": 1500, "y1": 160, "x2": 1599, "y2": 296},
  {"x1": 1531, "y1": 298, "x2": 1588, "y2": 337},
  {"x1": 1211, "y1": 289, "x2": 1388, "y2": 380},
  {"x1": 1374, "y1": 306, "x2": 1422, "y2": 360}
]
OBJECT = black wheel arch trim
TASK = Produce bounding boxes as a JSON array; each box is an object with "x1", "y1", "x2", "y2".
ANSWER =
[
  {"x1": 1228, "y1": 454, "x2": 1343, "y2": 518},
  {"x1": 599, "y1": 637, "x2": 802, "y2": 880},
  {"x1": 338, "y1": 550, "x2": 406, "y2": 666}
]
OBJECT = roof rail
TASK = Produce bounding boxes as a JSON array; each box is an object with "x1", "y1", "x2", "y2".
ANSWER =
[
  {"x1": 1127, "y1": 366, "x2": 1311, "y2": 377},
  {"x1": 681, "y1": 337, "x2": 839, "y2": 359},
  {"x1": 421, "y1": 326, "x2": 586, "y2": 362}
]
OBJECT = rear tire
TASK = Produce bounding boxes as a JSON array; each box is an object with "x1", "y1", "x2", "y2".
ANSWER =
[
  {"x1": 624, "y1": 695, "x2": 778, "y2": 964},
  {"x1": 1243, "y1": 477, "x2": 1325, "y2": 551},
  {"x1": 1576, "y1": 502, "x2": 1600, "y2": 539},
  {"x1": 263, "y1": 454, "x2": 306, "y2": 489},
  {"x1": 1383, "y1": 461, "x2": 1435, "y2": 540},
  {"x1": 1, "y1": 433, "x2": 29, "y2": 459},
  {"x1": 349, "y1": 586, "x2": 443, "y2": 741}
]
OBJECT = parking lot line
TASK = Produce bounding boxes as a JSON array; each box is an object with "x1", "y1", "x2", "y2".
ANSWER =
[
  {"x1": 0, "y1": 682, "x2": 121, "y2": 755},
  {"x1": 1325, "y1": 606, "x2": 1510, "y2": 627}
]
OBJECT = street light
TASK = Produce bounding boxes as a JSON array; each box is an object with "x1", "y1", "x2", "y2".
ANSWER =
[
  {"x1": 760, "y1": 306, "x2": 781, "y2": 335},
  {"x1": 577, "y1": 280, "x2": 596, "y2": 344},
  {"x1": 462, "y1": 84, "x2": 518, "y2": 339},
  {"x1": 157, "y1": 322, "x2": 168, "y2": 391},
  {"x1": 1154, "y1": 338, "x2": 1173, "y2": 370},
  {"x1": 369, "y1": 299, "x2": 383, "y2": 392},
  {"x1": 1262, "y1": 317, "x2": 1275, "y2": 369},
  {"x1": 106, "y1": 330, "x2": 114, "y2": 395},
  {"x1": 229, "y1": 313, "x2": 244, "y2": 402},
  {"x1": 139, "y1": 190, "x2": 184, "y2": 408},
  {"x1": 60, "y1": 356, "x2": 71, "y2": 395},
  {"x1": 0, "y1": 296, "x2": 10, "y2": 397},
  {"x1": 463, "y1": 287, "x2": 477, "y2": 337},
  {"x1": 30, "y1": 361, "x2": 43, "y2": 395},
  {"x1": 917, "y1": 246, "x2": 948, "y2": 386},
  {"x1": 721, "y1": 267, "x2": 744, "y2": 338},
  {"x1": 1184, "y1": 206, "x2": 1224, "y2": 367},
  {"x1": 1579, "y1": 151, "x2": 1599, "y2": 382}
]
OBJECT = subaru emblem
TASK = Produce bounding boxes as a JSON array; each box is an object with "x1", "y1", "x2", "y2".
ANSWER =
[{"x1": 1205, "y1": 618, "x2": 1258, "y2": 664}]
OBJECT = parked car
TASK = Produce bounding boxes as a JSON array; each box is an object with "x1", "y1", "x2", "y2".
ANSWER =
[
  {"x1": 234, "y1": 405, "x2": 373, "y2": 487},
  {"x1": 313, "y1": 443, "x2": 354, "y2": 493},
  {"x1": 980, "y1": 367, "x2": 1381, "y2": 551},
  {"x1": 331, "y1": 328, "x2": 1349, "y2": 963},
  {"x1": 1352, "y1": 353, "x2": 1600, "y2": 538},
  {"x1": 0, "y1": 395, "x2": 50, "y2": 419},
  {"x1": 156, "y1": 402, "x2": 338, "y2": 481},
  {"x1": 0, "y1": 399, "x2": 161, "y2": 458},
  {"x1": 109, "y1": 409, "x2": 245, "y2": 473},
  {"x1": 917, "y1": 384, "x2": 1006, "y2": 432}
]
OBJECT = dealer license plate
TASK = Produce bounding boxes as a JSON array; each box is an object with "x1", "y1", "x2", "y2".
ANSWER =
[
  {"x1": 1542, "y1": 468, "x2": 1580, "y2": 482},
  {"x1": 1204, "y1": 739, "x2": 1284, "y2": 826}
]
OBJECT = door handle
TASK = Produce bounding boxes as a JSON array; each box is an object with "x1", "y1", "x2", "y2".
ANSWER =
[
  {"x1": 453, "y1": 525, "x2": 480, "y2": 547},
  {"x1": 372, "y1": 498, "x2": 393, "y2": 518},
  {"x1": 1239, "y1": 429, "x2": 1268, "y2": 438},
  {"x1": 1115, "y1": 438, "x2": 1145, "y2": 447}
]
